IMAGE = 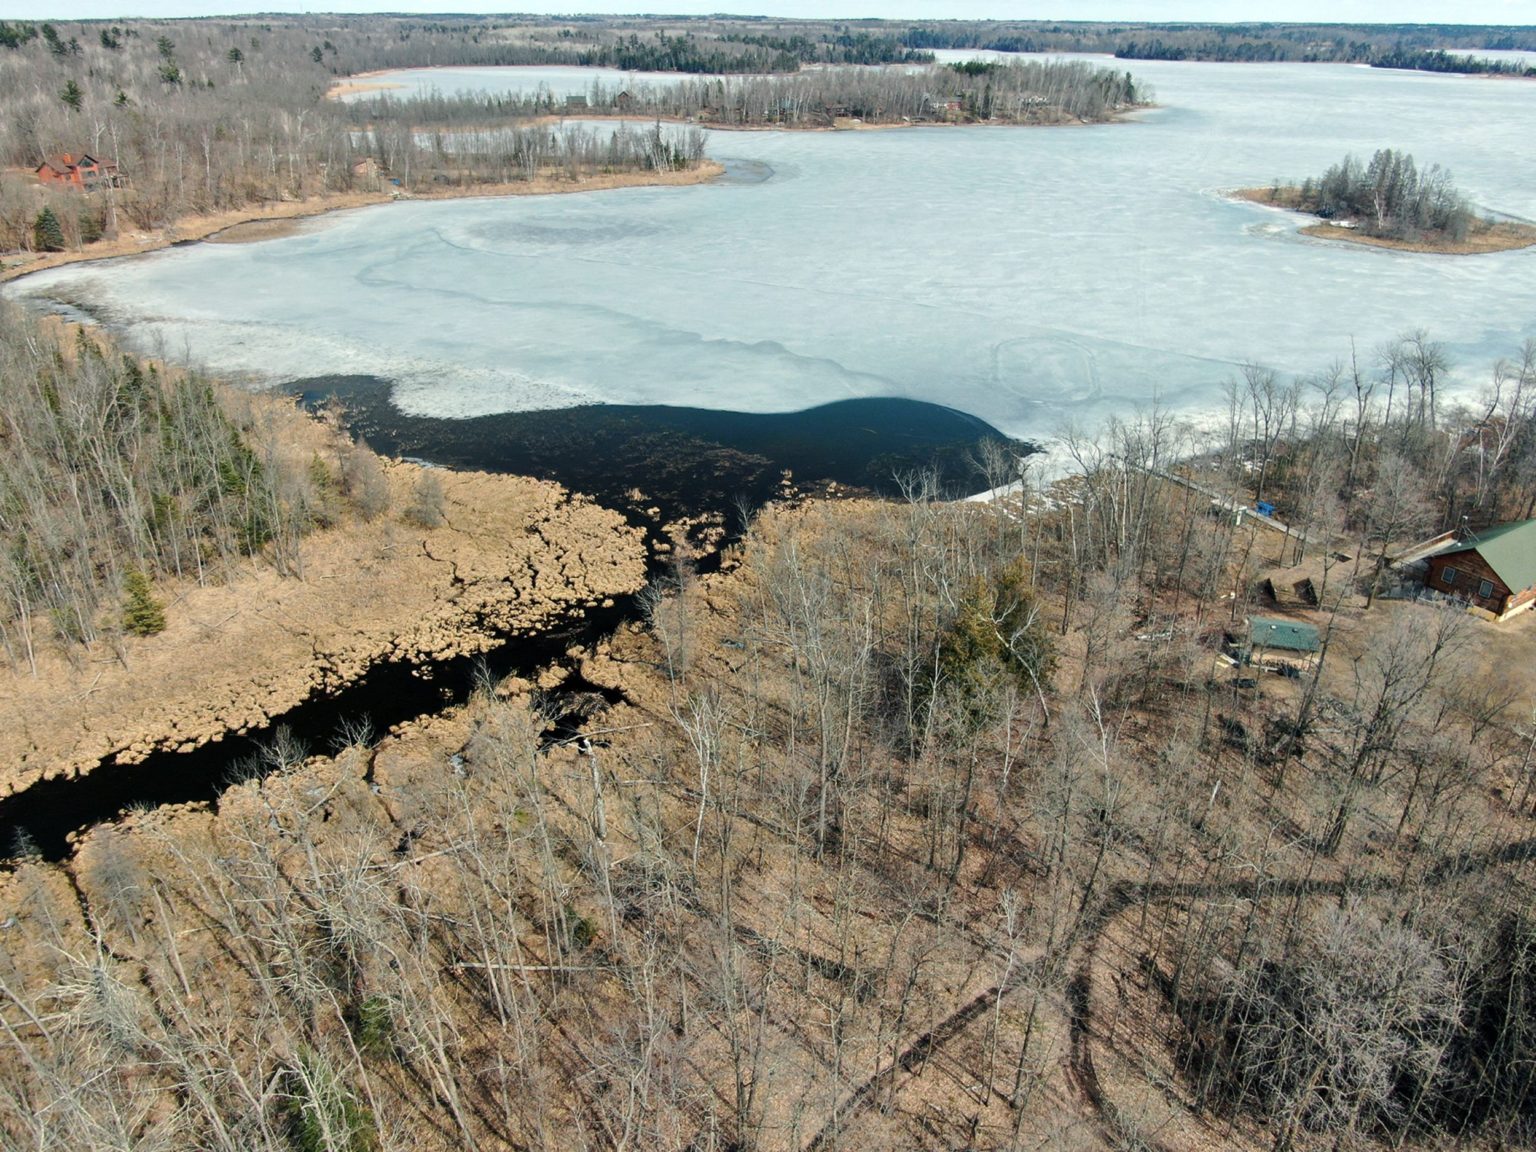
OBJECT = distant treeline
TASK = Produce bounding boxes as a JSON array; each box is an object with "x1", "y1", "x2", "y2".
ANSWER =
[
  {"x1": 348, "y1": 59, "x2": 1146, "y2": 129},
  {"x1": 1115, "y1": 34, "x2": 1367, "y2": 63},
  {"x1": 1118, "y1": 37, "x2": 1535, "y2": 75},
  {"x1": 573, "y1": 28, "x2": 927, "y2": 73},
  {"x1": 1371, "y1": 46, "x2": 1536, "y2": 76},
  {"x1": 5, "y1": 15, "x2": 1535, "y2": 76},
  {"x1": 343, "y1": 27, "x2": 927, "y2": 74},
  {"x1": 0, "y1": 17, "x2": 924, "y2": 76},
  {"x1": 899, "y1": 19, "x2": 1536, "y2": 69}
]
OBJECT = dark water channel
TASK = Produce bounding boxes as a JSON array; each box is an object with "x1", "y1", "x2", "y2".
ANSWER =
[{"x1": 1, "y1": 383, "x2": 1025, "y2": 862}]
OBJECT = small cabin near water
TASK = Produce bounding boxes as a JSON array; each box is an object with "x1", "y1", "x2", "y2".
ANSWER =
[{"x1": 1423, "y1": 520, "x2": 1536, "y2": 621}]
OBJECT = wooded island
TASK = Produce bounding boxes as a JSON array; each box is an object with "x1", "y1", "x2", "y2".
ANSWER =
[{"x1": 1237, "y1": 148, "x2": 1536, "y2": 254}]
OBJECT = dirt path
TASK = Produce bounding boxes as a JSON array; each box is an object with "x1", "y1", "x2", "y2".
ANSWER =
[
  {"x1": 801, "y1": 986, "x2": 1000, "y2": 1152},
  {"x1": 784, "y1": 818, "x2": 1536, "y2": 1151},
  {"x1": 1063, "y1": 835, "x2": 1536, "y2": 1150}
]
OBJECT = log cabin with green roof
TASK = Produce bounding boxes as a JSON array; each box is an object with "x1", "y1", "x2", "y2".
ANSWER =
[{"x1": 1423, "y1": 520, "x2": 1536, "y2": 621}]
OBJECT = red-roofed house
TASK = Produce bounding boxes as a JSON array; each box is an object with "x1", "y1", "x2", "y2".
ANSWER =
[{"x1": 36, "y1": 153, "x2": 121, "y2": 191}]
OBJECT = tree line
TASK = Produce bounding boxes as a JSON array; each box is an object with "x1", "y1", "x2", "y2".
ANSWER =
[
  {"x1": 0, "y1": 303, "x2": 388, "y2": 672},
  {"x1": 576, "y1": 27, "x2": 926, "y2": 73},
  {"x1": 897, "y1": 18, "x2": 1536, "y2": 65},
  {"x1": 353, "y1": 120, "x2": 706, "y2": 192},
  {"x1": 347, "y1": 57, "x2": 1145, "y2": 129},
  {"x1": 0, "y1": 15, "x2": 908, "y2": 79},
  {"x1": 641, "y1": 54, "x2": 1150, "y2": 125},
  {"x1": 1372, "y1": 46, "x2": 1536, "y2": 76}
]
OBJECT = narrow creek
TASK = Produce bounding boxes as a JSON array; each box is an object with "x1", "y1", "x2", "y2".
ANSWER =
[{"x1": 0, "y1": 600, "x2": 632, "y2": 862}]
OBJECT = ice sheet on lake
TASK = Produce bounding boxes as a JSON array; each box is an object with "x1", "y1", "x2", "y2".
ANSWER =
[{"x1": 10, "y1": 58, "x2": 1536, "y2": 442}]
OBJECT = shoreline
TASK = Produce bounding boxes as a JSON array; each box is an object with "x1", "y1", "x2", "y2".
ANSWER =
[
  {"x1": 519, "y1": 109, "x2": 1142, "y2": 132},
  {"x1": 1229, "y1": 185, "x2": 1536, "y2": 254},
  {"x1": 326, "y1": 78, "x2": 408, "y2": 97},
  {"x1": 0, "y1": 161, "x2": 724, "y2": 285}
]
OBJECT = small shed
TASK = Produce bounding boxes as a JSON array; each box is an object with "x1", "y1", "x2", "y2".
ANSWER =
[
  {"x1": 1242, "y1": 616, "x2": 1321, "y2": 671},
  {"x1": 351, "y1": 157, "x2": 383, "y2": 185}
]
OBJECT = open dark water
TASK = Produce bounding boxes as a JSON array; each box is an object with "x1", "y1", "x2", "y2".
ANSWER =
[{"x1": 294, "y1": 376, "x2": 1026, "y2": 523}]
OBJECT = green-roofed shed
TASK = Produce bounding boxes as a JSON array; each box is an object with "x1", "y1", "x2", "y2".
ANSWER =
[
  {"x1": 1424, "y1": 520, "x2": 1536, "y2": 621},
  {"x1": 1248, "y1": 616, "x2": 1321, "y2": 655}
]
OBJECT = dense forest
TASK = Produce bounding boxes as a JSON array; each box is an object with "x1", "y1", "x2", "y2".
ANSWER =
[
  {"x1": 4, "y1": 297, "x2": 1536, "y2": 1150},
  {"x1": 579, "y1": 27, "x2": 927, "y2": 73},
  {"x1": 0, "y1": 16, "x2": 924, "y2": 76}
]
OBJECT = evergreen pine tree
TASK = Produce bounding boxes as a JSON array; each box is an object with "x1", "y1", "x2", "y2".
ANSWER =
[
  {"x1": 33, "y1": 207, "x2": 65, "y2": 252},
  {"x1": 122, "y1": 568, "x2": 167, "y2": 636},
  {"x1": 79, "y1": 207, "x2": 104, "y2": 245}
]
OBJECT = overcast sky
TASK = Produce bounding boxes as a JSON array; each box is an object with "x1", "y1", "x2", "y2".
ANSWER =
[
  {"x1": 9, "y1": 1, "x2": 1536, "y2": 25},
  {"x1": 7, "y1": 0, "x2": 1536, "y2": 24}
]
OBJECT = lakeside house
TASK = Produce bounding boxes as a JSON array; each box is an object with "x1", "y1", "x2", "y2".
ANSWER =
[
  {"x1": 35, "y1": 152, "x2": 122, "y2": 191},
  {"x1": 1422, "y1": 520, "x2": 1536, "y2": 621}
]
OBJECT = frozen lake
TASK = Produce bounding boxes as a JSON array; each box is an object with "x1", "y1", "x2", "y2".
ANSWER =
[{"x1": 11, "y1": 58, "x2": 1536, "y2": 441}]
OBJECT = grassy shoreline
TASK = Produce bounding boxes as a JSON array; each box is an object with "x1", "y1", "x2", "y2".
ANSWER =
[
  {"x1": 0, "y1": 161, "x2": 724, "y2": 285},
  {"x1": 1232, "y1": 184, "x2": 1536, "y2": 254}
]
